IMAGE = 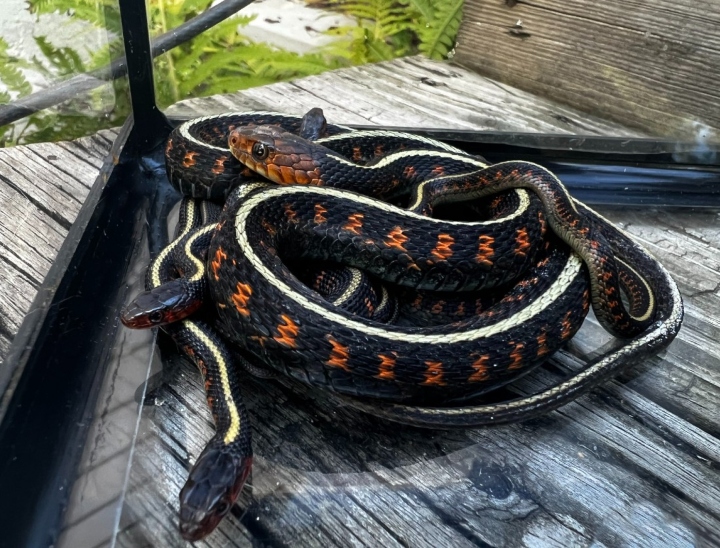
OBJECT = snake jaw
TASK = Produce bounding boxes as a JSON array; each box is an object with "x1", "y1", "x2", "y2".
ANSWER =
[
  {"x1": 120, "y1": 279, "x2": 203, "y2": 329},
  {"x1": 179, "y1": 444, "x2": 252, "y2": 541}
]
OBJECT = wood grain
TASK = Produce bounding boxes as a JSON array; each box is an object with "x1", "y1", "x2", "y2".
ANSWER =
[
  {"x1": 167, "y1": 56, "x2": 644, "y2": 137},
  {"x1": 454, "y1": 0, "x2": 720, "y2": 138},
  {"x1": 0, "y1": 130, "x2": 117, "y2": 365}
]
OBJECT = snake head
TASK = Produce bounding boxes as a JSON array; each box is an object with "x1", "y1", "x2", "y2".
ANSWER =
[
  {"x1": 120, "y1": 279, "x2": 202, "y2": 329},
  {"x1": 179, "y1": 445, "x2": 252, "y2": 541},
  {"x1": 228, "y1": 125, "x2": 325, "y2": 186}
]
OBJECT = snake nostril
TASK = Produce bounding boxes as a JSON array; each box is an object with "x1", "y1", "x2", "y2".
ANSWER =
[{"x1": 229, "y1": 135, "x2": 237, "y2": 147}]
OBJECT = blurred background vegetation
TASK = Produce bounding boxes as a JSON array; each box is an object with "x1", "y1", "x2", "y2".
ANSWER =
[{"x1": 0, "y1": 0, "x2": 463, "y2": 146}]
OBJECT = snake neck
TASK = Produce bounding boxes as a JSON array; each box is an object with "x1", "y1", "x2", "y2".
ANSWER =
[{"x1": 316, "y1": 150, "x2": 487, "y2": 198}]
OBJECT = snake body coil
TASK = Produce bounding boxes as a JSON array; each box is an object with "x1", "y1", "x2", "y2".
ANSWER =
[{"x1": 121, "y1": 110, "x2": 683, "y2": 540}]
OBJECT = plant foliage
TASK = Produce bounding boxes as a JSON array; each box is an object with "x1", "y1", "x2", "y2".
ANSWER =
[
  {"x1": 0, "y1": 0, "x2": 464, "y2": 145},
  {"x1": 412, "y1": 0, "x2": 464, "y2": 59},
  {"x1": 316, "y1": 0, "x2": 463, "y2": 63}
]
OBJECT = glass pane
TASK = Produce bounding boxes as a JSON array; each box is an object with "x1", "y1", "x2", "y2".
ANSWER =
[{"x1": 0, "y1": 0, "x2": 128, "y2": 145}]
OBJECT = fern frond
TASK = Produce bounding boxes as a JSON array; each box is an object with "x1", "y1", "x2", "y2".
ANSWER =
[
  {"x1": 406, "y1": 0, "x2": 434, "y2": 22},
  {"x1": 28, "y1": 0, "x2": 122, "y2": 33},
  {"x1": 417, "y1": 0, "x2": 463, "y2": 59},
  {"x1": 34, "y1": 37, "x2": 86, "y2": 76},
  {"x1": 0, "y1": 39, "x2": 33, "y2": 99}
]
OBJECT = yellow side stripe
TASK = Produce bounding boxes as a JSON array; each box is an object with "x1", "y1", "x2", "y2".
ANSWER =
[{"x1": 185, "y1": 321, "x2": 241, "y2": 444}]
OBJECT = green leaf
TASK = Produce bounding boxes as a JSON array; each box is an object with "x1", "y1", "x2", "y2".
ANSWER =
[
  {"x1": 0, "y1": 39, "x2": 32, "y2": 98},
  {"x1": 34, "y1": 36, "x2": 86, "y2": 76},
  {"x1": 28, "y1": 0, "x2": 122, "y2": 34},
  {"x1": 417, "y1": 0, "x2": 463, "y2": 59}
]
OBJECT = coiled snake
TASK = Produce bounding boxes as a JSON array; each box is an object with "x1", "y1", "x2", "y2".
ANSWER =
[{"x1": 121, "y1": 109, "x2": 683, "y2": 540}]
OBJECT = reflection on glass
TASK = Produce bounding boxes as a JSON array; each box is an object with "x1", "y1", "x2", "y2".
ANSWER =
[{"x1": 0, "y1": 0, "x2": 124, "y2": 145}]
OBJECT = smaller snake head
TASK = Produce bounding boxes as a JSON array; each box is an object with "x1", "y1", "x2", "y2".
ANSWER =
[
  {"x1": 228, "y1": 125, "x2": 325, "y2": 186},
  {"x1": 120, "y1": 279, "x2": 201, "y2": 329},
  {"x1": 179, "y1": 445, "x2": 252, "y2": 541}
]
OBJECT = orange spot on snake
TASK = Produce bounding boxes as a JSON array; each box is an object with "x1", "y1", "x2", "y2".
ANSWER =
[
  {"x1": 314, "y1": 204, "x2": 327, "y2": 224},
  {"x1": 343, "y1": 213, "x2": 364, "y2": 234},
  {"x1": 561, "y1": 311, "x2": 574, "y2": 340},
  {"x1": 352, "y1": 146, "x2": 363, "y2": 161},
  {"x1": 211, "y1": 247, "x2": 227, "y2": 281},
  {"x1": 469, "y1": 354, "x2": 489, "y2": 382},
  {"x1": 231, "y1": 282, "x2": 253, "y2": 317},
  {"x1": 212, "y1": 156, "x2": 227, "y2": 174},
  {"x1": 536, "y1": 330, "x2": 549, "y2": 357},
  {"x1": 182, "y1": 151, "x2": 198, "y2": 167},
  {"x1": 422, "y1": 361, "x2": 446, "y2": 386},
  {"x1": 166, "y1": 138, "x2": 173, "y2": 152},
  {"x1": 283, "y1": 203, "x2": 298, "y2": 223},
  {"x1": 274, "y1": 314, "x2": 300, "y2": 348},
  {"x1": 261, "y1": 219, "x2": 277, "y2": 236},
  {"x1": 431, "y1": 233, "x2": 455, "y2": 261},
  {"x1": 431, "y1": 301, "x2": 445, "y2": 315},
  {"x1": 536, "y1": 256, "x2": 550, "y2": 268},
  {"x1": 515, "y1": 227, "x2": 531, "y2": 257},
  {"x1": 279, "y1": 166, "x2": 295, "y2": 183},
  {"x1": 326, "y1": 336, "x2": 350, "y2": 371},
  {"x1": 376, "y1": 353, "x2": 397, "y2": 380},
  {"x1": 385, "y1": 226, "x2": 408, "y2": 252},
  {"x1": 476, "y1": 235, "x2": 495, "y2": 267},
  {"x1": 249, "y1": 335, "x2": 268, "y2": 348},
  {"x1": 509, "y1": 342, "x2": 525, "y2": 370},
  {"x1": 538, "y1": 211, "x2": 547, "y2": 237},
  {"x1": 454, "y1": 302, "x2": 466, "y2": 317},
  {"x1": 294, "y1": 170, "x2": 311, "y2": 184},
  {"x1": 431, "y1": 165, "x2": 445, "y2": 176},
  {"x1": 403, "y1": 165, "x2": 416, "y2": 178}
]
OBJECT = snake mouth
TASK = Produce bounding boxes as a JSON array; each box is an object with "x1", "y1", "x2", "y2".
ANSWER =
[{"x1": 228, "y1": 125, "x2": 324, "y2": 186}]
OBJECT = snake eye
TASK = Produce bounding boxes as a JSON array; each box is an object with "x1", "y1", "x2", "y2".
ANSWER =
[
  {"x1": 148, "y1": 310, "x2": 164, "y2": 324},
  {"x1": 251, "y1": 142, "x2": 269, "y2": 160},
  {"x1": 216, "y1": 500, "x2": 231, "y2": 516}
]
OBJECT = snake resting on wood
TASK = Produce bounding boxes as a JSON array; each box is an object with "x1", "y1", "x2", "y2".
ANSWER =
[{"x1": 120, "y1": 108, "x2": 683, "y2": 540}]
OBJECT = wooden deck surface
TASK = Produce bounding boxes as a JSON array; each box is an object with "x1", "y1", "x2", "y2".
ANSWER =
[
  {"x1": 455, "y1": 0, "x2": 720, "y2": 138},
  {"x1": 0, "y1": 56, "x2": 718, "y2": 547}
]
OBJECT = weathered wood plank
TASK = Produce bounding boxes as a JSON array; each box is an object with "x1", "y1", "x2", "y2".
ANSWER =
[
  {"x1": 0, "y1": 130, "x2": 116, "y2": 364},
  {"x1": 167, "y1": 56, "x2": 644, "y2": 136},
  {"x1": 454, "y1": 0, "x2": 720, "y2": 137},
  {"x1": 112, "y1": 320, "x2": 720, "y2": 547}
]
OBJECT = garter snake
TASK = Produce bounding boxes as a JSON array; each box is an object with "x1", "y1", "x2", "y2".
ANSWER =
[{"x1": 121, "y1": 110, "x2": 684, "y2": 540}]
